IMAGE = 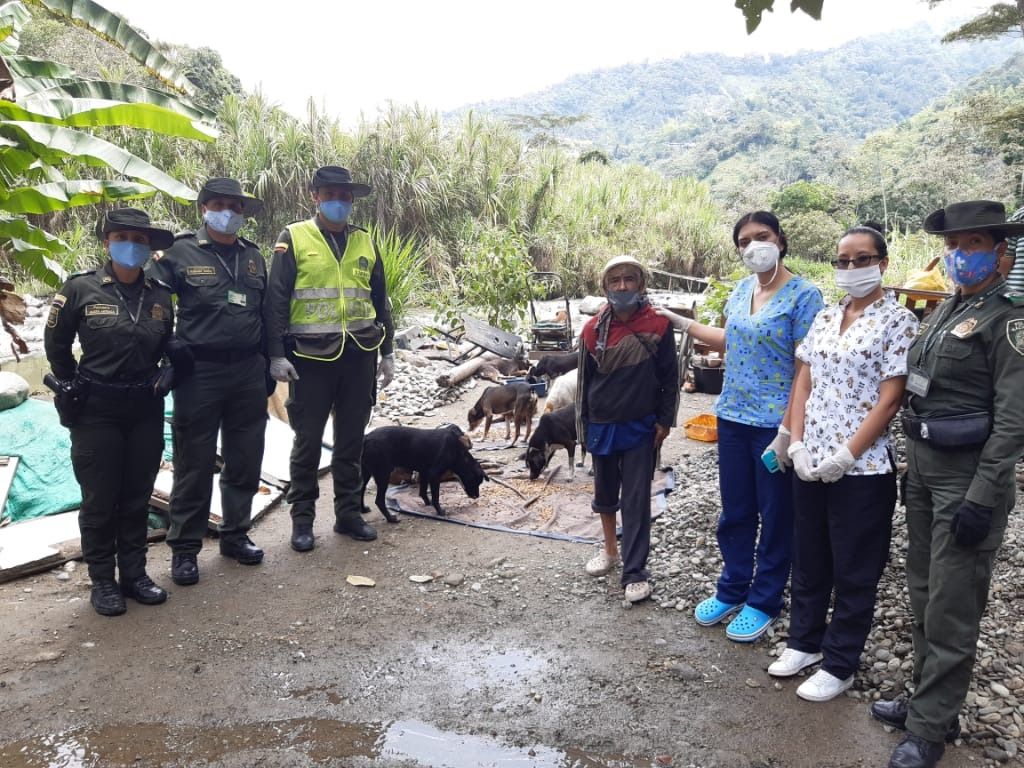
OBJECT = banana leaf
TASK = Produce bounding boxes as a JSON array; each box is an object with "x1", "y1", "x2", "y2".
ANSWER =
[
  {"x1": 0, "y1": 120, "x2": 198, "y2": 201},
  {"x1": 0, "y1": 96, "x2": 218, "y2": 140},
  {"x1": 25, "y1": 0, "x2": 197, "y2": 96},
  {"x1": 2, "y1": 237, "x2": 68, "y2": 287},
  {"x1": 18, "y1": 78, "x2": 210, "y2": 121},
  {"x1": 1, "y1": 179, "x2": 157, "y2": 214},
  {"x1": 0, "y1": 1, "x2": 29, "y2": 55},
  {"x1": 0, "y1": 213, "x2": 66, "y2": 251},
  {"x1": 2, "y1": 55, "x2": 75, "y2": 79}
]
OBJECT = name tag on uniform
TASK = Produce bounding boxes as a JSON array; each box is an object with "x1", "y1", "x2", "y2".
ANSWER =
[
  {"x1": 84, "y1": 304, "x2": 118, "y2": 317},
  {"x1": 227, "y1": 290, "x2": 247, "y2": 307},
  {"x1": 906, "y1": 367, "x2": 931, "y2": 398}
]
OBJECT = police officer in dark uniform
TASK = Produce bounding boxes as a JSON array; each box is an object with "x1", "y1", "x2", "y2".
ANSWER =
[
  {"x1": 871, "y1": 202, "x2": 1024, "y2": 768},
  {"x1": 264, "y1": 166, "x2": 395, "y2": 552},
  {"x1": 43, "y1": 208, "x2": 176, "y2": 616},
  {"x1": 147, "y1": 178, "x2": 269, "y2": 586}
]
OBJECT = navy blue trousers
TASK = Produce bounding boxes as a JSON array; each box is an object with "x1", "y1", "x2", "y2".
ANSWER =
[
  {"x1": 714, "y1": 417, "x2": 794, "y2": 616},
  {"x1": 788, "y1": 472, "x2": 896, "y2": 679}
]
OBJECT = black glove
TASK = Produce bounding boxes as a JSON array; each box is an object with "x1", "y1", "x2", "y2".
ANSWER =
[
  {"x1": 153, "y1": 364, "x2": 175, "y2": 397},
  {"x1": 950, "y1": 500, "x2": 993, "y2": 548}
]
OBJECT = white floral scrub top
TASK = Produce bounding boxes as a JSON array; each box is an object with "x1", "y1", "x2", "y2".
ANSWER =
[
  {"x1": 715, "y1": 274, "x2": 824, "y2": 428},
  {"x1": 796, "y1": 291, "x2": 919, "y2": 475}
]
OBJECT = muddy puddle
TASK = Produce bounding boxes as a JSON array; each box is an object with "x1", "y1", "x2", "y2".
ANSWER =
[{"x1": 0, "y1": 718, "x2": 654, "y2": 767}]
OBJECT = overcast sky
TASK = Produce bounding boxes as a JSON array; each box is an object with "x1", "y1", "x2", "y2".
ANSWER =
[{"x1": 99, "y1": 0, "x2": 994, "y2": 125}]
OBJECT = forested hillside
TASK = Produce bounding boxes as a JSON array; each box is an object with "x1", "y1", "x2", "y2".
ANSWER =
[{"x1": 3, "y1": 4, "x2": 1022, "y2": 322}]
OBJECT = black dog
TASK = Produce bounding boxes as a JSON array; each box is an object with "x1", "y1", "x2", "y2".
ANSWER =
[
  {"x1": 362, "y1": 425, "x2": 488, "y2": 520},
  {"x1": 528, "y1": 351, "x2": 578, "y2": 381},
  {"x1": 521, "y1": 404, "x2": 586, "y2": 480}
]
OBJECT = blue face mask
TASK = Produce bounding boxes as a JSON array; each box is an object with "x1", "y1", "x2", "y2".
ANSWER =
[
  {"x1": 944, "y1": 248, "x2": 999, "y2": 288},
  {"x1": 203, "y1": 208, "x2": 245, "y2": 235},
  {"x1": 109, "y1": 240, "x2": 151, "y2": 269},
  {"x1": 319, "y1": 200, "x2": 352, "y2": 224},
  {"x1": 607, "y1": 289, "x2": 640, "y2": 312}
]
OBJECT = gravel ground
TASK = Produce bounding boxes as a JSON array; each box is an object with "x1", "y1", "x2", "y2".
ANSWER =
[{"x1": 648, "y1": 442, "x2": 1024, "y2": 764}]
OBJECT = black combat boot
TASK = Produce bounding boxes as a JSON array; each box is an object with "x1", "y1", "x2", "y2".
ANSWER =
[
  {"x1": 219, "y1": 535, "x2": 264, "y2": 565},
  {"x1": 871, "y1": 697, "x2": 961, "y2": 742},
  {"x1": 171, "y1": 552, "x2": 199, "y2": 586},
  {"x1": 888, "y1": 733, "x2": 944, "y2": 768},
  {"x1": 90, "y1": 579, "x2": 127, "y2": 616},
  {"x1": 333, "y1": 517, "x2": 377, "y2": 541},
  {"x1": 291, "y1": 522, "x2": 315, "y2": 552},
  {"x1": 120, "y1": 574, "x2": 168, "y2": 605}
]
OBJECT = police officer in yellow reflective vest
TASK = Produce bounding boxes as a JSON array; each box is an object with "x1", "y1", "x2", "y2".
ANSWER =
[
  {"x1": 264, "y1": 166, "x2": 395, "y2": 552},
  {"x1": 870, "y1": 201, "x2": 1024, "y2": 768}
]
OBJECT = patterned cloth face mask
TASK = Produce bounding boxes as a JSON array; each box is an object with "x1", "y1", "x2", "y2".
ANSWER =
[{"x1": 944, "y1": 248, "x2": 998, "y2": 288}]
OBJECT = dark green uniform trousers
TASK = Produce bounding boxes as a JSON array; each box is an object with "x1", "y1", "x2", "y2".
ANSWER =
[
  {"x1": 286, "y1": 344, "x2": 376, "y2": 525},
  {"x1": 167, "y1": 354, "x2": 267, "y2": 553},
  {"x1": 904, "y1": 439, "x2": 1010, "y2": 743},
  {"x1": 70, "y1": 394, "x2": 165, "y2": 582}
]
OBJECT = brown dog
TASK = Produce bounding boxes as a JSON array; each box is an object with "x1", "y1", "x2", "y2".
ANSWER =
[{"x1": 468, "y1": 383, "x2": 538, "y2": 445}]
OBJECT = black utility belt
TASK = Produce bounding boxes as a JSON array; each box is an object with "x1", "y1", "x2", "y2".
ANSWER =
[
  {"x1": 79, "y1": 375, "x2": 155, "y2": 400},
  {"x1": 190, "y1": 345, "x2": 260, "y2": 364},
  {"x1": 902, "y1": 412, "x2": 991, "y2": 450}
]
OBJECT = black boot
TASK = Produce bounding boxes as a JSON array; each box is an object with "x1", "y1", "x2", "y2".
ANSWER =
[
  {"x1": 219, "y1": 535, "x2": 264, "y2": 565},
  {"x1": 90, "y1": 579, "x2": 127, "y2": 616},
  {"x1": 120, "y1": 574, "x2": 168, "y2": 605},
  {"x1": 171, "y1": 552, "x2": 199, "y2": 586},
  {"x1": 888, "y1": 734, "x2": 944, "y2": 768},
  {"x1": 291, "y1": 522, "x2": 315, "y2": 552},
  {"x1": 333, "y1": 517, "x2": 377, "y2": 541},
  {"x1": 871, "y1": 697, "x2": 961, "y2": 742}
]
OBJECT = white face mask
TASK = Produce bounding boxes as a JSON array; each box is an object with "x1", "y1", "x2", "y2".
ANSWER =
[
  {"x1": 203, "y1": 208, "x2": 245, "y2": 236},
  {"x1": 835, "y1": 264, "x2": 883, "y2": 298},
  {"x1": 741, "y1": 241, "x2": 780, "y2": 273}
]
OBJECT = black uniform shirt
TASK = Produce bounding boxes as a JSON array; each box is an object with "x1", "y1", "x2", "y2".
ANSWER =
[
  {"x1": 44, "y1": 262, "x2": 173, "y2": 382},
  {"x1": 146, "y1": 225, "x2": 266, "y2": 350},
  {"x1": 264, "y1": 220, "x2": 394, "y2": 359}
]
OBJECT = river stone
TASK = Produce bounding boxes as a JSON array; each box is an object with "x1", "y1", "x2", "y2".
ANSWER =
[{"x1": 0, "y1": 371, "x2": 29, "y2": 411}]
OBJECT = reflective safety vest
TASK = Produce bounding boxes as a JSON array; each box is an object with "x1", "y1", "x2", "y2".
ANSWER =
[{"x1": 287, "y1": 219, "x2": 380, "y2": 360}]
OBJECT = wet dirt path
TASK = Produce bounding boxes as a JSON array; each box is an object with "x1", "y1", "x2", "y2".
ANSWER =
[{"x1": 0, "y1": 392, "x2": 987, "y2": 768}]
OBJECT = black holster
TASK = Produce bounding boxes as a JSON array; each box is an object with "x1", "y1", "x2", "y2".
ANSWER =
[
  {"x1": 902, "y1": 411, "x2": 992, "y2": 450},
  {"x1": 43, "y1": 373, "x2": 89, "y2": 428}
]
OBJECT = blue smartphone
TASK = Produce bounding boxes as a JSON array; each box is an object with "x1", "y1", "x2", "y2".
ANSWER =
[{"x1": 762, "y1": 449, "x2": 780, "y2": 473}]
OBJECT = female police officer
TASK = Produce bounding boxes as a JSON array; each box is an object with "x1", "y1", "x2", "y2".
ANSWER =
[
  {"x1": 870, "y1": 201, "x2": 1024, "y2": 768},
  {"x1": 44, "y1": 208, "x2": 176, "y2": 617}
]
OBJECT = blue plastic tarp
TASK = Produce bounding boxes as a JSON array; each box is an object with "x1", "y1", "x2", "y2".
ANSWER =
[{"x1": 0, "y1": 398, "x2": 81, "y2": 523}]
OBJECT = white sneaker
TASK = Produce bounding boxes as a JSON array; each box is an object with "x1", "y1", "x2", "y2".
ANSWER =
[
  {"x1": 624, "y1": 581, "x2": 651, "y2": 603},
  {"x1": 584, "y1": 551, "x2": 620, "y2": 576},
  {"x1": 796, "y1": 669, "x2": 854, "y2": 702},
  {"x1": 768, "y1": 648, "x2": 823, "y2": 677}
]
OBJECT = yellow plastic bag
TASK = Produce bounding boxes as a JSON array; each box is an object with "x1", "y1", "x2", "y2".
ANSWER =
[{"x1": 902, "y1": 257, "x2": 949, "y2": 293}]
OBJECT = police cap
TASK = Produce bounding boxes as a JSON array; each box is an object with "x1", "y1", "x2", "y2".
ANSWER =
[
  {"x1": 197, "y1": 177, "x2": 263, "y2": 216},
  {"x1": 95, "y1": 207, "x2": 174, "y2": 250},
  {"x1": 310, "y1": 165, "x2": 371, "y2": 197}
]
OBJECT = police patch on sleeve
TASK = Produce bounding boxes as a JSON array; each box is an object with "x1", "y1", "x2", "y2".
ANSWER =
[{"x1": 1007, "y1": 318, "x2": 1024, "y2": 356}]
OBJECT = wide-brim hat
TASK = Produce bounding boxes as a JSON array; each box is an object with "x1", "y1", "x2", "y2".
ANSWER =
[
  {"x1": 601, "y1": 254, "x2": 648, "y2": 286},
  {"x1": 197, "y1": 177, "x2": 263, "y2": 216},
  {"x1": 923, "y1": 200, "x2": 1024, "y2": 237},
  {"x1": 310, "y1": 165, "x2": 371, "y2": 197},
  {"x1": 95, "y1": 207, "x2": 174, "y2": 251}
]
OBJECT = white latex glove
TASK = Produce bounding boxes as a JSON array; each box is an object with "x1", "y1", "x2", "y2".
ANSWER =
[
  {"x1": 762, "y1": 425, "x2": 792, "y2": 473},
  {"x1": 654, "y1": 307, "x2": 694, "y2": 333},
  {"x1": 269, "y1": 356, "x2": 299, "y2": 383},
  {"x1": 377, "y1": 354, "x2": 395, "y2": 389},
  {"x1": 814, "y1": 445, "x2": 856, "y2": 483},
  {"x1": 787, "y1": 441, "x2": 817, "y2": 483}
]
